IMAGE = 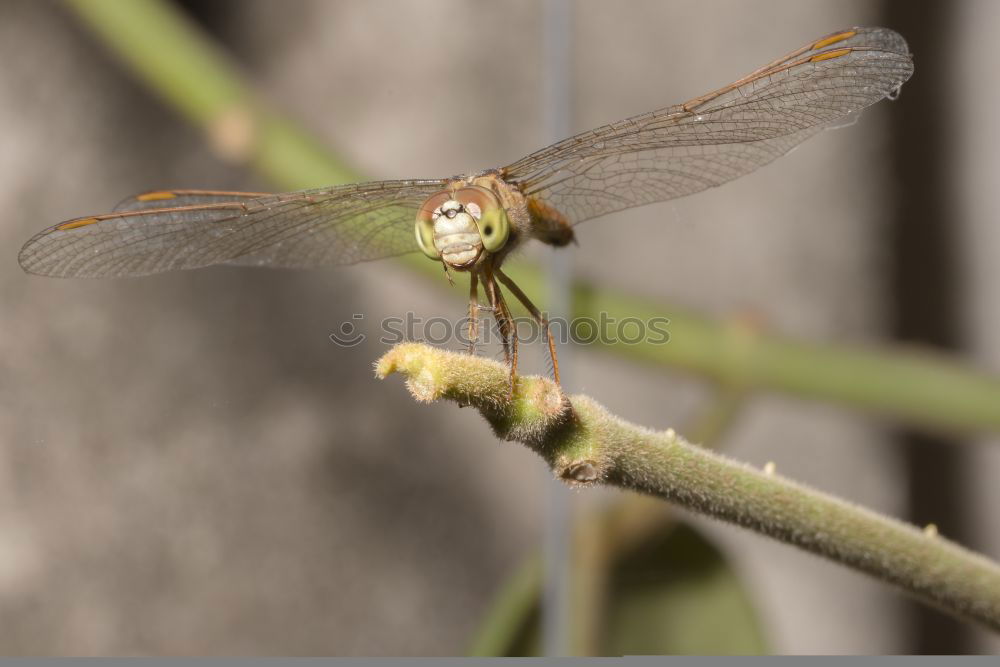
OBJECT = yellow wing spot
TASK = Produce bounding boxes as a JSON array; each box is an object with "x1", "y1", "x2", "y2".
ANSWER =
[
  {"x1": 56, "y1": 217, "x2": 100, "y2": 231},
  {"x1": 136, "y1": 191, "x2": 178, "y2": 202},
  {"x1": 813, "y1": 30, "x2": 856, "y2": 50},
  {"x1": 811, "y1": 48, "x2": 852, "y2": 63}
]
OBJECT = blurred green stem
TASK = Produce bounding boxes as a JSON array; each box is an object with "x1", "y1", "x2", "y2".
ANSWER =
[
  {"x1": 379, "y1": 343, "x2": 1000, "y2": 633},
  {"x1": 64, "y1": 0, "x2": 1000, "y2": 436},
  {"x1": 467, "y1": 555, "x2": 542, "y2": 657}
]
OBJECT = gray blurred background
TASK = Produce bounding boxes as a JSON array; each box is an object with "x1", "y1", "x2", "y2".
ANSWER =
[{"x1": 1, "y1": 0, "x2": 998, "y2": 655}]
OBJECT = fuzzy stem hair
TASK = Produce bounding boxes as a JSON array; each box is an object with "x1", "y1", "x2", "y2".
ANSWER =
[{"x1": 376, "y1": 342, "x2": 1000, "y2": 632}]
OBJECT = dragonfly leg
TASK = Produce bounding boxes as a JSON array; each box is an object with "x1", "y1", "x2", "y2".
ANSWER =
[
  {"x1": 467, "y1": 272, "x2": 480, "y2": 355},
  {"x1": 483, "y1": 266, "x2": 517, "y2": 395},
  {"x1": 495, "y1": 289, "x2": 518, "y2": 394},
  {"x1": 495, "y1": 267, "x2": 561, "y2": 387}
]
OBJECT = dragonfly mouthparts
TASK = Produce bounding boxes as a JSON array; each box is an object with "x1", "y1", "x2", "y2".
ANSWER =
[{"x1": 440, "y1": 241, "x2": 482, "y2": 269}]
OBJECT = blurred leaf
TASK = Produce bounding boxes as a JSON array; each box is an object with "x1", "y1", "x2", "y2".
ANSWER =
[
  {"x1": 603, "y1": 521, "x2": 767, "y2": 655},
  {"x1": 469, "y1": 519, "x2": 766, "y2": 656}
]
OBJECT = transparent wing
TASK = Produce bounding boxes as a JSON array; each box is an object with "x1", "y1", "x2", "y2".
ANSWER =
[
  {"x1": 503, "y1": 27, "x2": 914, "y2": 227},
  {"x1": 19, "y1": 180, "x2": 448, "y2": 278}
]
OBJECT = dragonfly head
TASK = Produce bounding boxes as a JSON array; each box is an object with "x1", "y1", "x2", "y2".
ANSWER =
[{"x1": 415, "y1": 186, "x2": 510, "y2": 270}]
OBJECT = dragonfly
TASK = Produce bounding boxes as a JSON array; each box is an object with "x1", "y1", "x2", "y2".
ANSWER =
[{"x1": 19, "y1": 27, "x2": 913, "y2": 389}]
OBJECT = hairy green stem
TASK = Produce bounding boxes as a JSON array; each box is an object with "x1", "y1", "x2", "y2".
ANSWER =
[{"x1": 378, "y1": 343, "x2": 1000, "y2": 632}]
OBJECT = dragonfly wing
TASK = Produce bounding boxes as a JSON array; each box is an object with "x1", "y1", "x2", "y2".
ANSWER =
[
  {"x1": 19, "y1": 179, "x2": 448, "y2": 278},
  {"x1": 503, "y1": 27, "x2": 913, "y2": 229}
]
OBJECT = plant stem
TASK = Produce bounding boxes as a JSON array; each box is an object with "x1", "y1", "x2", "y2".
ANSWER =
[
  {"x1": 64, "y1": 0, "x2": 358, "y2": 189},
  {"x1": 467, "y1": 555, "x2": 542, "y2": 657},
  {"x1": 378, "y1": 342, "x2": 1000, "y2": 632}
]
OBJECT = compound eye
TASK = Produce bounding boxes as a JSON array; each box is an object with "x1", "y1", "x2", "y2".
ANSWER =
[
  {"x1": 414, "y1": 191, "x2": 452, "y2": 261},
  {"x1": 414, "y1": 216, "x2": 439, "y2": 260},
  {"x1": 456, "y1": 186, "x2": 509, "y2": 253},
  {"x1": 478, "y1": 206, "x2": 509, "y2": 252}
]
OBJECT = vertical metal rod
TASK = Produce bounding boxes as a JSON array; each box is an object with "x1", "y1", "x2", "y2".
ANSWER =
[{"x1": 541, "y1": 0, "x2": 574, "y2": 657}]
